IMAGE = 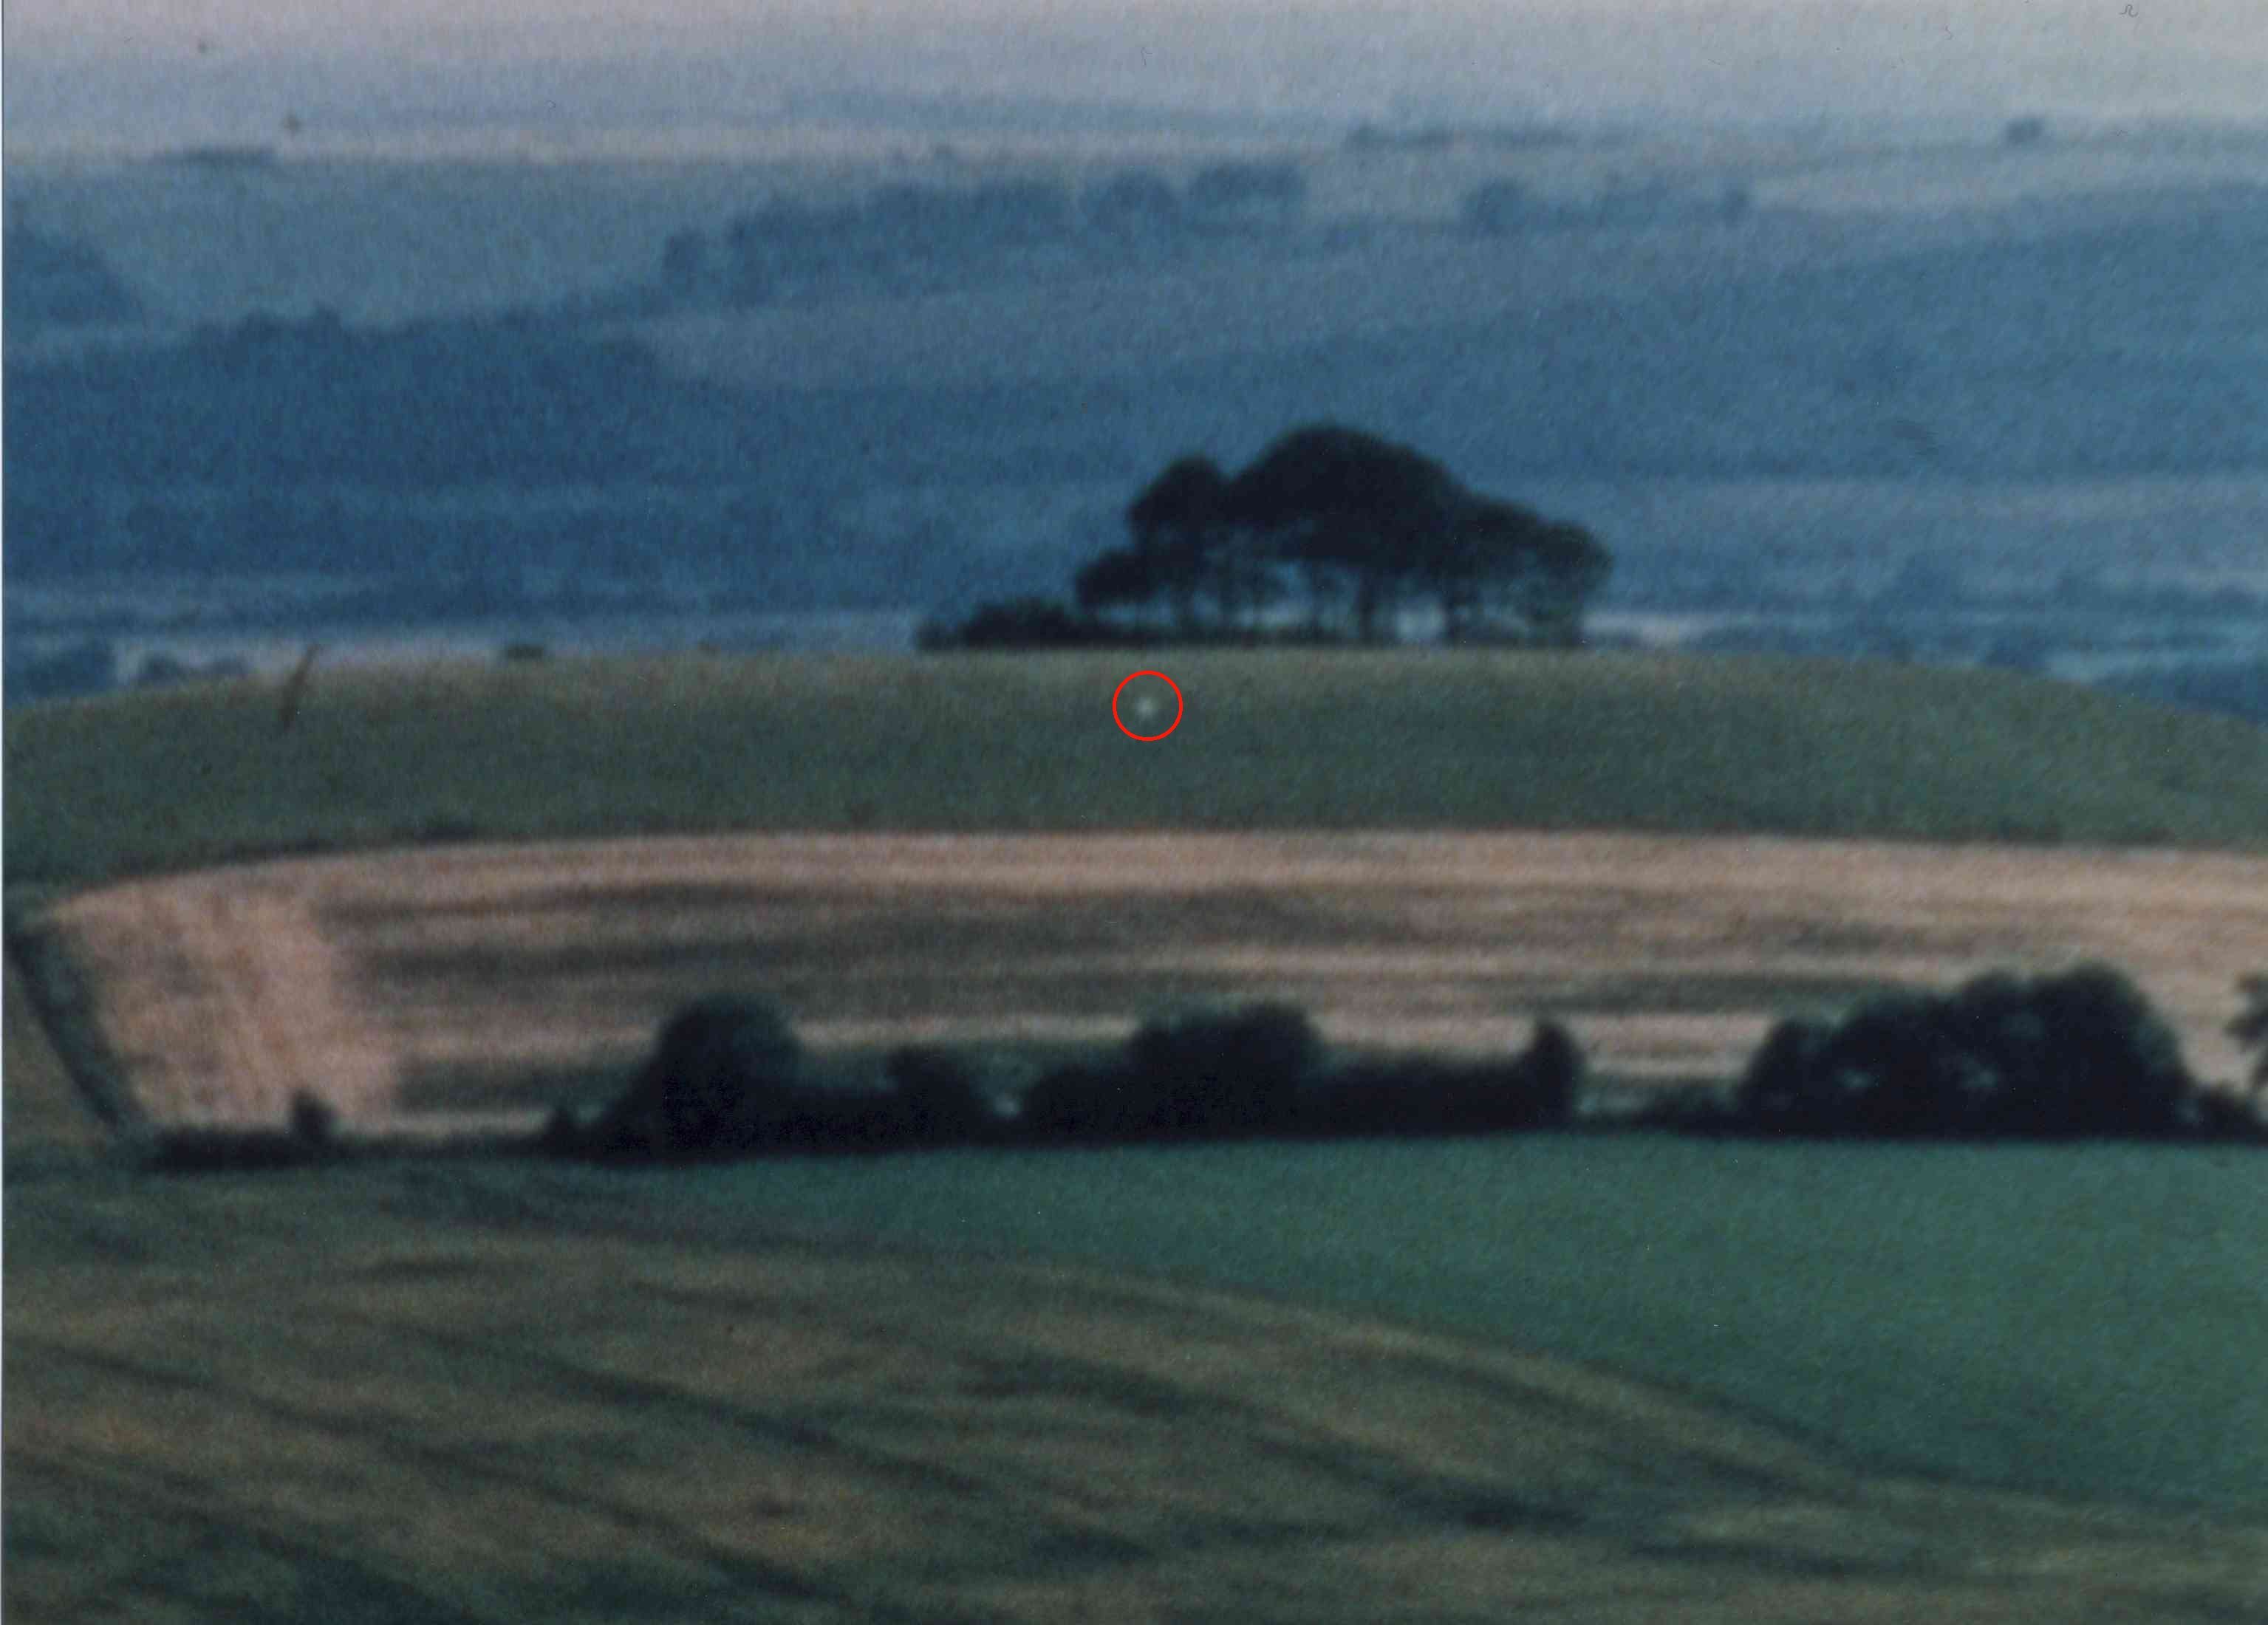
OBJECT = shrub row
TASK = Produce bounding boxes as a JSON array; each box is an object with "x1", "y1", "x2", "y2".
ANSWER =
[
  {"x1": 145, "y1": 962, "x2": 2268, "y2": 1174},
  {"x1": 569, "y1": 999, "x2": 1581, "y2": 1163},
  {"x1": 146, "y1": 1090, "x2": 341, "y2": 1174},
  {"x1": 1735, "y1": 965, "x2": 2258, "y2": 1140}
]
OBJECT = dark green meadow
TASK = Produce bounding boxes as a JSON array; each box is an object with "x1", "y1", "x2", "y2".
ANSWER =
[
  {"x1": 657, "y1": 1132, "x2": 2267, "y2": 1513},
  {"x1": 10, "y1": 648, "x2": 2268, "y2": 886}
]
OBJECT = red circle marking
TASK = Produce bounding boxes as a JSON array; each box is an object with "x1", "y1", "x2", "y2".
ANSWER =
[{"x1": 1112, "y1": 671, "x2": 1184, "y2": 742}]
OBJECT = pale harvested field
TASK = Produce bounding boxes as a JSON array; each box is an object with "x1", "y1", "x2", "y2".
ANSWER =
[{"x1": 35, "y1": 831, "x2": 2268, "y2": 1128}]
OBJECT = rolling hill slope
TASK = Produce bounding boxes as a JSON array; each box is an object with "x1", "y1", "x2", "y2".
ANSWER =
[
  {"x1": 8, "y1": 649, "x2": 2268, "y2": 888},
  {"x1": 10, "y1": 651, "x2": 2267, "y2": 1616},
  {"x1": 9, "y1": 1160, "x2": 2263, "y2": 1622}
]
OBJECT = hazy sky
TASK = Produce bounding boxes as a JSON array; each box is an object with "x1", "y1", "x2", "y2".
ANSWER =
[{"x1": 7, "y1": 0, "x2": 2264, "y2": 145}]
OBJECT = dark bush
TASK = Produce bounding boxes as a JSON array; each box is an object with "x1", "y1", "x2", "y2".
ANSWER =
[
  {"x1": 540, "y1": 1103, "x2": 585, "y2": 1155},
  {"x1": 2230, "y1": 975, "x2": 2268, "y2": 1092},
  {"x1": 1735, "y1": 965, "x2": 2202, "y2": 1139},
  {"x1": 1125, "y1": 1002, "x2": 1322, "y2": 1138},
  {"x1": 595, "y1": 993, "x2": 802, "y2": 1157},
  {"x1": 1525, "y1": 1019, "x2": 1584, "y2": 1123},
  {"x1": 1305, "y1": 1055, "x2": 1459, "y2": 1135},
  {"x1": 1019, "y1": 1061, "x2": 1138, "y2": 1143},
  {"x1": 1735, "y1": 1017, "x2": 1837, "y2": 1133},
  {"x1": 884, "y1": 1046, "x2": 997, "y2": 1144},
  {"x1": 151, "y1": 1092, "x2": 344, "y2": 1172},
  {"x1": 1304, "y1": 1022, "x2": 1581, "y2": 1136},
  {"x1": 2018, "y1": 964, "x2": 2190, "y2": 1135},
  {"x1": 287, "y1": 1089, "x2": 338, "y2": 1149}
]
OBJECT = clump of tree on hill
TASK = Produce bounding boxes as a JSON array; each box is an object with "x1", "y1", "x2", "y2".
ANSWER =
[
  {"x1": 557, "y1": 993, "x2": 1580, "y2": 1162},
  {"x1": 928, "y1": 423, "x2": 1611, "y2": 650},
  {"x1": 1732, "y1": 965, "x2": 2258, "y2": 1140}
]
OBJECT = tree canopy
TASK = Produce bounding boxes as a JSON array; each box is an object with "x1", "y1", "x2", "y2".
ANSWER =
[
  {"x1": 1130, "y1": 424, "x2": 1609, "y2": 645},
  {"x1": 936, "y1": 422, "x2": 1613, "y2": 650}
]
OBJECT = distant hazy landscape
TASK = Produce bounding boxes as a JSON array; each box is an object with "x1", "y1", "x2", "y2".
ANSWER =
[{"x1": 9, "y1": 120, "x2": 2268, "y2": 716}]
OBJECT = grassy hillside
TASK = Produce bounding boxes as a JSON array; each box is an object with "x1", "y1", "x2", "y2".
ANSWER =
[
  {"x1": 9, "y1": 1160, "x2": 2262, "y2": 1623},
  {"x1": 10, "y1": 649, "x2": 2268, "y2": 887}
]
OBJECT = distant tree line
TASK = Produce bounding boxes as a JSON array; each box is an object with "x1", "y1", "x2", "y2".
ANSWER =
[
  {"x1": 1459, "y1": 175, "x2": 1753, "y2": 238},
  {"x1": 929, "y1": 422, "x2": 1613, "y2": 649},
  {"x1": 544, "y1": 959, "x2": 2267, "y2": 1167},
  {"x1": 4, "y1": 309, "x2": 748, "y2": 488},
  {"x1": 555, "y1": 995, "x2": 1580, "y2": 1163},
  {"x1": 661, "y1": 161, "x2": 1307, "y2": 307}
]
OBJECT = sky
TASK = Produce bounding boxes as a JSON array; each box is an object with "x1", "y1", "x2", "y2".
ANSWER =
[{"x1": 7, "y1": 0, "x2": 2265, "y2": 149}]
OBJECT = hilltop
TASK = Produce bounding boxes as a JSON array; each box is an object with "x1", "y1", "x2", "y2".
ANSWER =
[{"x1": 7, "y1": 649, "x2": 2267, "y2": 889}]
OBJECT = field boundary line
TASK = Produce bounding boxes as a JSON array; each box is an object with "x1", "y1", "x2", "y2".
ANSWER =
[{"x1": 3, "y1": 928, "x2": 146, "y2": 1139}]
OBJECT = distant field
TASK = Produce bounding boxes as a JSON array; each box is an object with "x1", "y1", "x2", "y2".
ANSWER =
[
  {"x1": 636, "y1": 208, "x2": 1949, "y2": 391},
  {"x1": 8, "y1": 1159, "x2": 2263, "y2": 1623},
  {"x1": 10, "y1": 650, "x2": 2268, "y2": 889},
  {"x1": 630, "y1": 179, "x2": 2258, "y2": 395}
]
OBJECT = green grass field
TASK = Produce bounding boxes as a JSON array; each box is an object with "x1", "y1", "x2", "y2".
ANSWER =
[
  {"x1": 9, "y1": 649, "x2": 2268, "y2": 886},
  {"x1": 654, "y1": 1135, "x2": 2267, "y2": 1513},
  {"x1": 14, "y1": 1157, "x2": 2263, "y2": 1624}
]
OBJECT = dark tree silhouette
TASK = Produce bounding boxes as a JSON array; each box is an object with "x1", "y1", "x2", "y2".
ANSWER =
[
  {"x1": 2230, "y1": 975, "x2": 2268, "y2": 1092},
  {"x1": 1126, "y1": 1002, "x2": 1322, "y2": 1138},
  {"x1": 1512, "y1": 521, "x2": 1615, "y2": 646},
  {"x1": 1423, "y1": 497, "x2": 1539, "y2": 641},
  {"x1": 885, "y1": 1046, "x2": 997, "y2": 1143},
  {"x1": 595, "y1": 993, "x2": 803, "y2": 1157},
  {"x1": 1073, "y1": 546, "x2": 1166, "y2": 630},
  {"x1": 933, "y1": 423, "x2": 1611, "y2": 650},
  {"x1": 1126, "y1": 454, "x2": 1236, "y2": 632},
  {"x1": 1220, "y1": 425, "x2": 1466, "y2": 643},
  {"x1": 1736, "y1": 965, "x2": 2202, "y2": 1139}
]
